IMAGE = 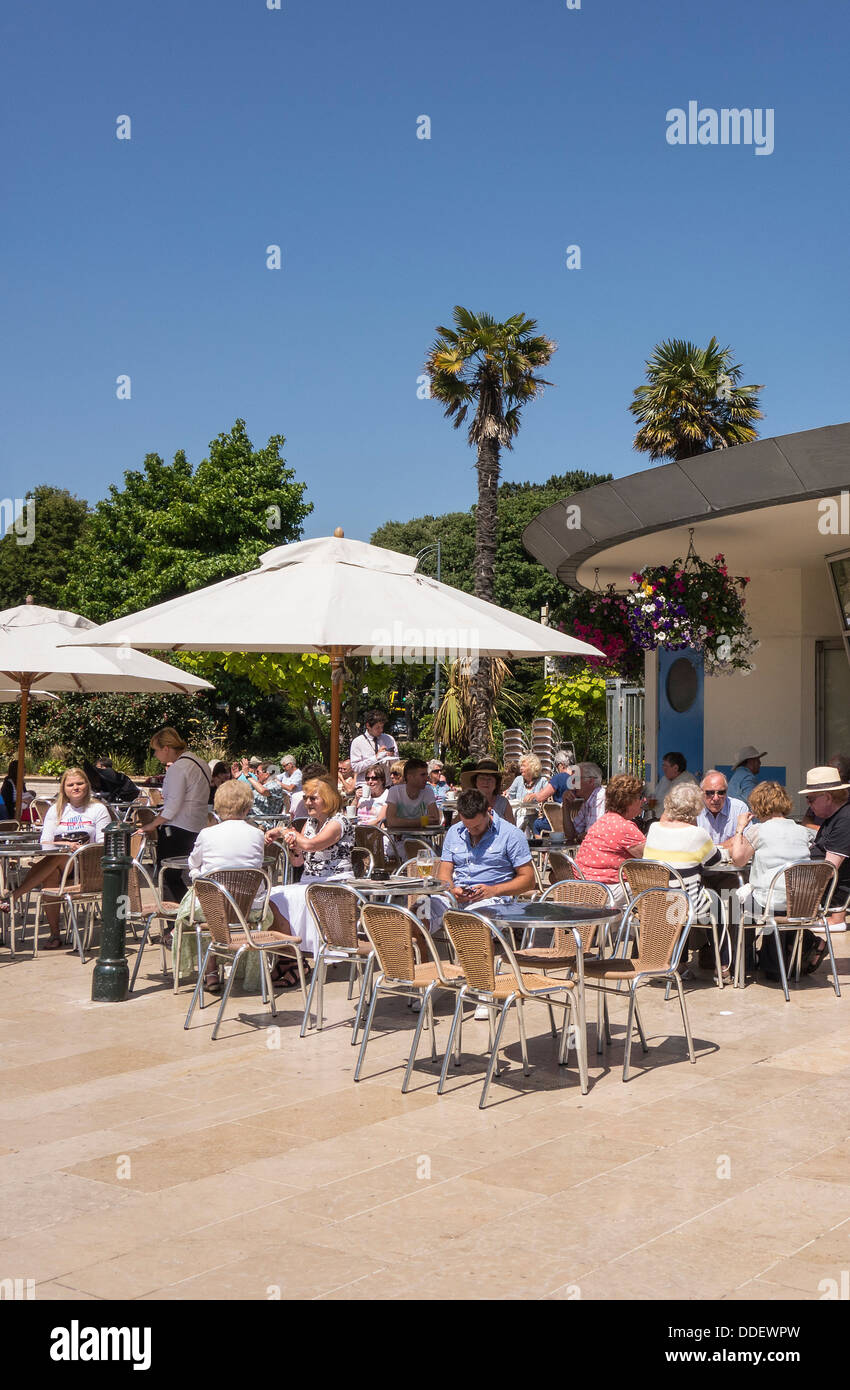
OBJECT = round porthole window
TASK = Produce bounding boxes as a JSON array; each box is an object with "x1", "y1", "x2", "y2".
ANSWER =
[{"x1": 666, "y1": 657, "x2": 698, "y2": 713}]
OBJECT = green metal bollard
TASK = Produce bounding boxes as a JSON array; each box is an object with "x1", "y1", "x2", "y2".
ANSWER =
[{"x1": 91, "y1": 822, "x2": 131, "y2": 1002}]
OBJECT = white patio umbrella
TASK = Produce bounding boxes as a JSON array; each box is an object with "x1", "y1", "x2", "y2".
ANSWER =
[
  {"x1": 0, "y1": 601, "x2": 212, "y2": 813},
  {"x1": 61, "y1": 534, "x2": 602, "y2": 777}
]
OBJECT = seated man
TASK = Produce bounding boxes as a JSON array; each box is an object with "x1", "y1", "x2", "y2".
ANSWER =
[
  {"x1": 385, "y1": 757, "x2": 442, "y2": 848},
  {"x1": 436, "y1": 788, "x2": 535, "y2": 1015},
  {"x1": 648, "y1": 750, "x2": 698, "y2": 812},
  {"x1": 245, "y1": 762, "x2": 286, "y2": 818},
  {"x1": 697, "y1": 770, "x2": 748, "y2": 849}
]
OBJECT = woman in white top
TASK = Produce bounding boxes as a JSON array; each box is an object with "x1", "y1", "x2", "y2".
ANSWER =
[
  {"x1": 643, "y1": 782, "x2": 724, "y2": 915},
  {"x1": 173, "y1": 778, "x2": 275, "y2": 991},
  {"x1": 1, "y1": 767, "x2": 112, "y2": 949},
  {"x1": 266, "y1": 778, "x2": 354, "y2": 966},
  {"x1": 356, "y1": 762, "x2": 389, "y2": 825},
  {"x1": 141, "y1": 726, "x2": 212, "y2": 902},
  {"x1": 729, "y1": 781, "x2": 816, "y2": 915}
]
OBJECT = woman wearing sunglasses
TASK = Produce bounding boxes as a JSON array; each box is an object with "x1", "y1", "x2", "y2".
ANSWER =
[
  {"x1": 356, "y1": 762, "x2": 389, "y2": 825},
  {"x1": 265, "y1": 778, "x2": 354, "y2": 984}
]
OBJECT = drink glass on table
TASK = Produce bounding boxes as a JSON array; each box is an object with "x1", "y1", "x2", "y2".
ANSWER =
[{"x1": 416, "y1": 849, "x2": 434, "y2": 880}]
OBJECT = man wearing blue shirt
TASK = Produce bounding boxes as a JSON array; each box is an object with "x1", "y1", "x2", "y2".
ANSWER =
[
  {"x1": 726, "y1": 746, "x2": 766, "y2": 805},
  {"x1": 438, "y1": 789, "x2": 534, "y2": 906},
  {"x1": 698, "y1": 770, "x2": 748, "y2": 849}
]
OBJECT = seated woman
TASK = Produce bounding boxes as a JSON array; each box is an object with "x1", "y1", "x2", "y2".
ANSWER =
[
  {"x1": 1, "y1": 767, "x2": 112, "y2": 949},
  {"x1": 0, "y1": 759, "x2": 32, "y2": 822},
  {"x1": 574, "y1": 773, "x2": 646, "y2": 905},
  {"x1": 356, "y1": 762, "x2": 389, "y2": 825},
  {"x1": 266, "y1": 778, "x2": 354, "y2": 960},
  {"x1": 459, "y1": 759, "x2": 515, "y2": 824},
  {"x1": 174, "y1": 778, "x2": 286, "y2": 991},
  {"x1": 643, "y1": 782, "x2": 731, "y2": 978},
  {"x1": 729, "y1": 781, "x2": 822, "y2": 969}
]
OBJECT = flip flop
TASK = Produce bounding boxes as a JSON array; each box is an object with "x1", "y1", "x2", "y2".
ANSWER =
[{"x1": 803, "y1": 939, "x2": 829, "y2": 975}]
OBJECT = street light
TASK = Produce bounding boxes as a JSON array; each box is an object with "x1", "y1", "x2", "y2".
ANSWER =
[{"x1": 416, "y1": 540, "x2": 442, "y2": 755}]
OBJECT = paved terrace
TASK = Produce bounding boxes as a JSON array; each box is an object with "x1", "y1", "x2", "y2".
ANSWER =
[{"x1": 2, "y1": 940, "x2": 850, "y2": 1301}]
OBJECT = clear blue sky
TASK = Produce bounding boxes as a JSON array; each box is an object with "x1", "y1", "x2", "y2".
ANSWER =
[{"x1": 2, "y1": 0, "x2": 847, "y2": 543}]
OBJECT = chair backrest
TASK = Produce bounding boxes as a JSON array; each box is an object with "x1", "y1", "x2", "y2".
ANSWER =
[
  {"x1": 542, "y1": 801, "x2": 563, "y2": 834},
  {"x1": 779, "y1": 860, "x2": 837, "y2": 920},
  {"x1": 624, "y1": 888, "x2": 692, "y2": 970},
  {"x1": 132, "y1": 807, "x2": 159, "y2": 829},
  {"x1": 0, "y1": 819, "x2": 20, "y2": 833},
  {"x1": 351, "y1": 846, "x2": 374, "y2": 878},
  {"x1": 360, "y1": 902, "x2": 443, "y2": 982},
  {"x1": 305, "y1": 882, "x2": 361, "y2": 951},
  {"x1": 147, "y1": 788, "x2": 164, "y2": 807},
  {"x1": 31, "y1": 798, "x2": 52, "y2": 824},
  {"x1": 402, "y1": 837, "x2": 438, "y2": 862},
  {"x1": 127, "y1": 857, "x2": 161, "y2": 915},
  {"x1": 620, "y1": 860, "x2": 671, "y2": 896},
  {"x1": 443, "y1": 910, "x2": 497, "y2": 992},
  {"x1": 548, "y1": 851, "x2": 584, "y2": 884},
  {"x1": 72, "y1": 844, "x2": 105, "y2": 894},
  {"x1": 355, "y1": 824, "x2": 400, "y2": 871},
  {"x1": 192, "y1": 869, "x2": 267, "y2": 946},
  {"x1": 540, "y1": 879, "x2": 613, "y2": 955}
]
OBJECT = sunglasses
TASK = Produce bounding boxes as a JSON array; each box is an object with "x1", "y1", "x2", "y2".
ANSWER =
[{"x1": 704, "y1": 791, "x2": 725, "y2": 799}]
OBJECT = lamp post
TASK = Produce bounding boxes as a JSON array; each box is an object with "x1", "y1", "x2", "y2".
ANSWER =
[
  {"x1": 91, "y1": 822, "x2": 131, "y2": 1002},
  {"x1": 416, "y1": 540, "x2": 442, "y2": 755}
]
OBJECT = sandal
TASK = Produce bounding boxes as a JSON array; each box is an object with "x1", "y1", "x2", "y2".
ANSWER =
[
  {"x1": 271, "y1": 963, "x2": 300, "y2": 989},
  {"x1": 203, "y1": 975, "x2": 222, "y2": 994},
  {"x1": 803, "y1": 938, "x2": 829, "y2": 975}
]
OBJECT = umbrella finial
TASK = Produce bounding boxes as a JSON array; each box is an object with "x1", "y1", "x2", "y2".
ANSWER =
[{"x1": 333, "y1": 527, "x2": 344, "y2": 538}]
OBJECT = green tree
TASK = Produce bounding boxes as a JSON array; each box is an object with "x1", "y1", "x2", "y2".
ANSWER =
[
  {"x1": 538, "y1": 670, "x2": 608, "y2": 764},
  {"x1": 63, "y1": 420, "x2": 311, "y2": 621},
  {"x1": 629, "y1": 338, "x2": 763, "y2": 463},
  {"x1": 0, "y1": 486, "x2": 89, "y2": 610},
  {"x1": 425, "y1": 308, "x2": 556, "y2": 756}
]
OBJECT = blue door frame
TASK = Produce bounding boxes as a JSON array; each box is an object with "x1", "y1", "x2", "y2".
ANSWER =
[{"x1": 657, "y1": 648, "x2": 705, "y2": 783}]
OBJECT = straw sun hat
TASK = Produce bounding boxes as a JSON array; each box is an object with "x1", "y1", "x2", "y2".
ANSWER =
[
  {"x1": 798, "y1": 766, "x2": 850, "y2": 795},
  {"x1": 460, "y1": 758, "x2": 509, "y2": 792}
]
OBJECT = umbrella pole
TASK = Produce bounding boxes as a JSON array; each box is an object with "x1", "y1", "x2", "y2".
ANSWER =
[
  {"x1": 329, "y1": 648, "x2": 345, "y2": 781},
  {"x1": 16, "y1": 680, "x2": 30, "y2": 820}
]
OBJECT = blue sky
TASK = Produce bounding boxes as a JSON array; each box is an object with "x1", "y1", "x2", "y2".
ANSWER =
[{"x1": 2, "y1": 0, "x2": 847, "y2": 544}]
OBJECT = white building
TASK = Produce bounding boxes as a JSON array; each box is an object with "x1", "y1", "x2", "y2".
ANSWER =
[{"x1": 523, "y1": 422, "x2": 850, "y2": 800}]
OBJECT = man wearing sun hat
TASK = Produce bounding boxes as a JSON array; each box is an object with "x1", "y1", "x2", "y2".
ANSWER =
[
  {"x1": 727, "y1": 745, "x2": 766, "y2": 804},
  {"x1": 803, "y1": 765, "x2": 850, "y2": 926}
]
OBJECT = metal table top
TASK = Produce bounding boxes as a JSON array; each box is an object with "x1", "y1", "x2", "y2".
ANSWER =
[{"x1": 477, "y1": 901, "x2": 621, "y2": 925}]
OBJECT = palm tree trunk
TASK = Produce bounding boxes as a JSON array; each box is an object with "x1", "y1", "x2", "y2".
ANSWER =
[{"x1": 469, "y1": 437, "x2": 500, "y2": 758}]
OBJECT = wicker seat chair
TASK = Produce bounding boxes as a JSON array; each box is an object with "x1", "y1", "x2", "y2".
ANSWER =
[
  {"x1": 582, "y1": 888, "x2": 696, "y2": 1081},
  {"x1": 547, "y1": 851, "x2": 585, "y2": 885},
  {"x1": 351, "y1": 846, "x2": 374, "y2": 878},
  {"x1": 355, "y1": 824, "x2": 401, "y2": 872},
  {"x1": 620, "y1": 859, "x2": 728, "y2": 989},
  {"x1": 127, "y1": 858, "x2": 179, "y2": 992},
  {"x1": 300, "y1": 883, "x2": 374, "y2": 1038},
  {"x1": 542, "y1": 801, "x2": 564, "y2": 835},
  {"x1": 354, "y1": 903, "x2": 464, "y2": 1091},
  {"x1": 0, "y1": 820, "x2": 21, "y2": 833},
  {"x1": 30, "y1": 798, "x2": 53, "y2": 826},
  {"x1": 183, "y1": 869, "x2": 305, "y2": 1040},
  {"x1": 34, "y1": 844, "x2": 104, "y2": 963},
  {"x1": 439, "y1": 909, "x2": 588, "y2": 1108},
  {"x1": 735, "y1": 861, "x2": 840, "y2": 1000},
  {"x1": 513, "y1": 880, "x2": 617, "y2": 972}
]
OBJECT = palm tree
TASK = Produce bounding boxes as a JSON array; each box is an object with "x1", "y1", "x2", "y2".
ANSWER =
[
  {"x1": 426, "y1": 308, "x2": 555, "y2": 755},
  {"x1": 630, "y1": 337, "x2": 763, "y2": 462}
]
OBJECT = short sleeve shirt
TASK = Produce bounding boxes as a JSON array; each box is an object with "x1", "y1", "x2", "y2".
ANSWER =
[
  {"x1": 385, "y1": 782, "x2": 437, "y2": 821},
  {"x1": 575, "y1": 811, "x2": 646, "y2": 883},
  {"x1": 441, "y1": 812, "x2": 532, "y2": 888},
  {"x1": 812, "y1": 802, "x2": 850, "y2": 894}
]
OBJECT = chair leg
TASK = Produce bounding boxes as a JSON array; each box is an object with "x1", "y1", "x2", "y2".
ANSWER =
[
  {"x1": 351, "y1": 952, "x2": 373, "y2": 1046},
  {"x1": 300, "y1": 947, "x2": 323, "y2": 1037},
  {"x1": 346, "y1": 962, "x2": 356, "y2": 1000},
  {"x1": 480, "y1": 999, "x2": 514, "y2": 1109},
  {"x1": 129, "y1": 918, "x2": 152, "y2": 993},
  {"x1": 211, "y1": 949, "x2": 244, "y2": 1041},
  {"x1": 622, "y1": 986, "x2": 637, "y2": 1082},
  {"x1": 516, "y1": 998, "x2": 531, "y2": 1074},
  {"x1": 711, "y1": 922, "x2": 723, "y2": 989},
  {"x1": 573, "y1": 995, "x2": 589, "y2": 1095},
  {"x1": 823, "y1": 927, "x2": 841, "y2": 998},
  {"x1": 294, "y1": 947, "x2": 308, "y2": 1007},
  {"x1": 673, "y1": 971, "x2": 696, "y2": 1063},
  {"x1": 596, "y1": 984, "x2": 604, "y2": 1055},
  {"x1": 546, "y1": 1001, "x2": 557, "y2": 1039},
  {"x1": 438, "y1": 990, "x2": 465, "y2": 1094},
  {"x1": 316, "y1": 955, "x2": 326, "y2": 1032},
  {"x1": 261, "y1": 952, "x2": 277, "y2": 1019},
  {"x1": 172, "y1": 922, "x2": 183, "y2": 993},
  {"x1": 184, "y1": 943, "x2": 214, "y2": 1029},
  {"x1": 603, "y1": 994, "x2": 612, "y2": 1044},
  {"x1": 772, "y1": 928, "x2": 791, "y2": 1002},
  {"x1": 633, "y1": 993, "x2": 649, "y2": 1053},
  {"x1": 402, "y1": 983, "x2": 435, "y2": 1093},
  {"x1": 354, "y1": 975, "x2": 384, "y2": 1082}
]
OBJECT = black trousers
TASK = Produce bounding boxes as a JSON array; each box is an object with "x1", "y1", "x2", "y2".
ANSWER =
[{"x1": 156, "y1": 824, "x2": 199, "y2": 903}]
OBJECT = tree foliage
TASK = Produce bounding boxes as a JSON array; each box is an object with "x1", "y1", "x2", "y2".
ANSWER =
[
  {"x1": 0, "y1": 486, "x2": 90, "y2": 610},
  {"x1": 630, "y1": 338, "x2": 763, "y2": 463}
]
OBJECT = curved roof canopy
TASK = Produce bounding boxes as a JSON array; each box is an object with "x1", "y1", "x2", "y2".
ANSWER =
[{"x1": 522, "y1": 423, "x2": 850, "y2": 590}]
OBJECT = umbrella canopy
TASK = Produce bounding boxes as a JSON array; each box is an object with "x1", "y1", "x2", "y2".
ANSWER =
[
  {"x1": 0, "y1": 602, "x2": 212, "y2": 812},
  {"x1": 61, "y1": 534, "x2": 603, "y2": 773}
]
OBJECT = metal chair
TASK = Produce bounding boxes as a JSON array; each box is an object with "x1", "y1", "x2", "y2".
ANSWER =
[
  {"x1": 355, "y1": 824, "x2": 402, "y2": 872},
  {"x1": 542, "y1": 801, "x2": 564, "y2": 835},
  {"x1": 351, "y1": 846, "x2": 374, "y2": 878},
  {"x1": 0, "y1": 820, "x2": 21, "y2": 833},
  {"x1": 735, "y1": 861, "x2": 840, "y2": 1000},
  {"x1": 354, "y1": 903, "x2": 464, "y2": 1091},
  {"x1": 439, "y1": 909, "x2": 588, "y2": 1108},
  {"x1": 582, "y1": 888, "x2": 696, "y2": 1081},
  {"x1": 300, "y1": 883, "x2": 374, "y2": 1038},
  {"x1": 183, "y1": 869, "x2": 306, "y2": 1040},
  {"x1": 620, "y1": 859, "x2": 728, "y2": 989},
  {"x1": 513, "y1": 880, "x2": 617, "y2": 966},
  {"x1": 34, "y1": 844, "x2": 105, "y2": 963},
  {"x1": 30, "y1": 798, "x2": 53, "y2": 826},
  {"x1": 127, "y1": 859, "x2": 179, "y2": 992}
]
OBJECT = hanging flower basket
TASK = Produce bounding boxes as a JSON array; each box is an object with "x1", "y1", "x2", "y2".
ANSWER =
[
  {"x1": 559, "y1": 589, "x2": 644, "y2": 683},
  {"x1": 626, "y1": 539, "x2": 757, "y2": 675}
]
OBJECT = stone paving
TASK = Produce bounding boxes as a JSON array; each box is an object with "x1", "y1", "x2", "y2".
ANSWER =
[{"x1": 1, "y1": 932, "x2": 849, "y2": 1301}]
